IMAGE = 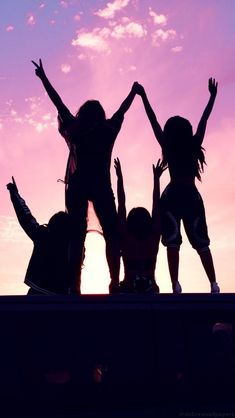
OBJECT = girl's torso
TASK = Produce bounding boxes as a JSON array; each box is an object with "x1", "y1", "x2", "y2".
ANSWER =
[{"x1": 121, "y1": 231, "x2": 159, "y2": 280}]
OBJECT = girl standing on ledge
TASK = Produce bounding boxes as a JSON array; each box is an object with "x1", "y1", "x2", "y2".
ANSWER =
[
  {"x1": 32, "y1": 59, "x2": 138, "y2": 294},
  {"x1": 136, "y1": 78, "x2": 220, "y2": 294}
]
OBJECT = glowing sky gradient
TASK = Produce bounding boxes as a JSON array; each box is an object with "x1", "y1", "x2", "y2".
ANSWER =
[{"x1": 1, "y1": 0, "x2": 235, "y2": 294}]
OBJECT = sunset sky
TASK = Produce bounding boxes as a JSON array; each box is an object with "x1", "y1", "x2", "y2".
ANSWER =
[{"x1": 1, "y1": 0, "x2": 235, "y2": 295}]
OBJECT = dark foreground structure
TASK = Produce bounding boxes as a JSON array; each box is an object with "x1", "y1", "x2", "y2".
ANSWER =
[{"x1": 0, "y1": 293, "x2": 235, "y2": 417}]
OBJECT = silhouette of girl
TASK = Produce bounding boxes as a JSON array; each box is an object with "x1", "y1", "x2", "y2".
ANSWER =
[
  {"x1": 114, "y1": 158, "x2": 165, "y2": 293},
  {"x1": 32, "y1": 59, "x2": 138, "y2": 293},
  {"x1": 136, "y1": 78, "x2": 220, "y2": 293},
  {"x1": 7, "y1": 177, "x2": 70, "y2": 295}
]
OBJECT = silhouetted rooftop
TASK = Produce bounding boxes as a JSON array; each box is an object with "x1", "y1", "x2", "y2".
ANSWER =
[{"x1": 0, "y1": 293, "x2": 235, "y2": 417}]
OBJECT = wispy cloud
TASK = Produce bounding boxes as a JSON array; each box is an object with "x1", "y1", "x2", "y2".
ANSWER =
[
  {"x1": 72, "y1": 18, "x2": 146, "y2": 54},
  {"x1": 95, "y1": 0, "x2": 130, "y2": 19},
  {"x1": 72, "y1": 28, "x2": 111, "y2": 52},
  {"x1": 26, "y1": 14, "x2": 36, "y2": 26},
  {"x1": 1, "y1": 96, "x2": 57, "y2": 133},
  {"x1": 60, "y1": 0, "x2": 68, "y2": 8},
  {"x1": 74, "y1": 14, "x2": 81, "y2": 21},
  {"x1": 149, "y1": 7, "x2": 167, "y2": 26},
  {"x1": 6, "y1": 25, "x2": 14, "y2": 32},
  {"x1": 0, "y1": 216, "x2": 25, "y2": 243},
  {"x1": 152, "y1": 28, "x2": 176, "y2": 46},
  {"x1": 61, "y1": 64, "x2": 71, "y2": 74},
  {"x1": 111, "y1": 20, "x2": 147, "y2": 39},
  {"x1": 171, "y1": 45, "x2": 183, "y2": 53}
]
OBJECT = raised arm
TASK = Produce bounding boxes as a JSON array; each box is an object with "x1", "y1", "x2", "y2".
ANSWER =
[
  {"x1": 195, "y1": 78, "x2": 218, "y2": 145},
  {"x1": 114, "y1": 158, "x2": 126, "y2": 227},
  {"x1": 152, "y1": 160, "x2": 166, "y2": 234},
  {"x1": 32, "y1": 59, "x2": 70, "y2": 116},
  {"x1": 115, "y1": 82, "x2": 138, "y2": 117},
  {"x1": 7, "y1": 177, "x2": 40, "y2": 240},
  {"x1": 136, "y1": 83, "x2": 164, "y2": 147}
]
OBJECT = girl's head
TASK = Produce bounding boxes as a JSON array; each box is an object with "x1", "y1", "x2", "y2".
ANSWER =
[
  {"x1": 126, "y1": 207, "x2": 152, "y2": 239},
  {"x1": 163, "y1": 116, "x2": 193, "y2": 143},
  {"x1": 76, "y1": 100, "x2": 106, "y2": 126},
  {"x1": 163, "y1": 116, "x2": 206, "y2": 180},
  {"x1": 59, "y1": 100, "x2": 106, "y2": 140},
  {"x1": 47, "y1": 211, "x2": 71, "y2": 241}
]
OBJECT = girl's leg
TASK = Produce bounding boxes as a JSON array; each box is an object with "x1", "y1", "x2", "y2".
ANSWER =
[
  {"x1": 66, "y1": 186, "x2": 88, "y2": 294},
  {"x1": 197, "y1": 247, "x2": 219, "y2": 292},
  {"x1": 197, "y1": 248, "x2": 216, "y2": 283},
  {"x1": 183, "y1": 189, "x2": 219, "y2": 293},
  {"x1": 93, "y1": 192, "x2": 120, "y2": 293},
  {"x1": 160, "y1": 184, "x2": 182, "y2": 294},
  {"x1": 167, "y1": 247, "x2": 182, "y2": 293}
]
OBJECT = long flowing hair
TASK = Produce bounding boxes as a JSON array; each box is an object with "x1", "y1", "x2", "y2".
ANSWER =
[
  {"x1": 75, "y1": 100, "x2": 106, "y2": 130},
  {"x1": 58, "y1": 100, "x2": 106, "y2": 184},
  {"x1": 162, "y1": 116, "x2": 206, "y2": 181}
]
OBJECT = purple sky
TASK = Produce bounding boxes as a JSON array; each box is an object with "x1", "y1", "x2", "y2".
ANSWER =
[{"x1": 1, "y1": 0, "x2": 235, "y2": 294}]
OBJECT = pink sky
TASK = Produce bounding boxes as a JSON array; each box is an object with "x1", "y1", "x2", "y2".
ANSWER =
[{"x1": 1, "y1": 0, "x2": 235, "y2": 294}]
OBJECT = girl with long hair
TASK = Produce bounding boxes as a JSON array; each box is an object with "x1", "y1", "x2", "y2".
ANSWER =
[
  {"x1": 136, "y1": 79, "x2": 220, "y2": 294},
  {"x1": 32, "y1": 59, "x2": 138, "y2": 293},
  {"x1": 114, "y1": 158, "x2": 165, "y2": 293}
]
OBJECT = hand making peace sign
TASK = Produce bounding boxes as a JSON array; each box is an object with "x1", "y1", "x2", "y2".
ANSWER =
[{"x1": 31, "y1": 58, "x2": 46, "y2": 79}]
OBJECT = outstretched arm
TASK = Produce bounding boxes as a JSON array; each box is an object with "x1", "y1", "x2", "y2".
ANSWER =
[
  {"x1": 136, "y1": 83, "x2": 164, "y2": 147},
  {"x1": 152, "y1": 160, "x2": 166, "y2": 234},
  {"x1": 114, "y1": 158, "x2": 126, "y2": 227},
  {"x1": 7, "y1": 177, "x2": 40, "y2": 240},
  {"x1": 32, "y1": 59, "x2": 70, "y2": 116},
  {"x1": 115, "y1": 82, "x2": 138, "y2": 117},
  {"x1": 195, "y1": 78, "x2": 218, "y2": 145}
]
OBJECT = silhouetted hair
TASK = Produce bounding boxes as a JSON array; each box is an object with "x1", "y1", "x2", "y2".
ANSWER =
[
  {"x1": 162, "y1": 116, "x2": 206, "y2": 181},
  {"x1": 127, "y1": 207, "x2": 152, "y2": 239},
  {"x1": 75, "y1": 100, "x2": 106, "y2": 129},
  {"x1": 47, "y1": 211, "x2": 70, "y2": 240}
]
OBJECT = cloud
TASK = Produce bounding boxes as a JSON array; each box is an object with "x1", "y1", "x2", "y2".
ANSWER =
[
  {"x1": 6, "y1": 25, "x2": 14, "y2": 32},
  {"x1": 149, "y1": 7, "x2": 167, "y2": 25},
  {"x1": 0, "y1": 216, "x2": 25, "y2": 243},
  {"x1": 95, "y1": 0, "x2": 130, "y2": 19},
  {"x1": 35, "y1": 122, "x2": 48, "y2": 133},
  {"x1": 42, "y1": 113, "x2": 52, "y2": 121},
  {"x1": 152, "y1": 28, "x2": 176, "y2": 46},
  {"x1": 111, "y1": 21, "x2": 147, "y2": 39},
  {"x1": 8, "y1": 108, "x2": 23, "y2": 124},
  {"x1": 26, "y1": 14, "x2": 36, "y2": 26},
  {"x1": 118, "y1": 64, "x2": 137, "y2": 75},
  {"x1": 72, "y1": 28, "x2": 111, "y2": 52},
  {"x1": 71, "y1": 19, "x2": 146, "y2": 55},
  {"x1": 60, "y1": 0, "x2": 68, "y2": 8},
  {"x1": 78, "y1": 53, "x2": 87, "y2": 60},
  {"x1": 61, "y1": 64, "x2": 71, "y2": 74},
  {"x1": 74, "y1": 14, "x2": 81, "y2": 21},
  {"x1": 171, "y1": 45, "x2": 183, "y2": 53},
  {"x1": 26, "y1": 111, "x2": 55, "y2": 133},
  {"x1": 2, "y1": 96, "x2": 57, "y2": 133}
]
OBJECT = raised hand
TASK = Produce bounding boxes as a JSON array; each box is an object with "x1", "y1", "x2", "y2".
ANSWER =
[
  {"x1": 153, "y1": 159, "x2": 167, "y2": 179},
  {"x1": 135, "y1": 82, "x2": 145, "y2": 97},
  {"x1": 208, "y1": 78, "x2": 218, "y2": 98},
  {"x1": 7, "y1": 176, "x2": 18, "y2": 193},
  {"x1": 114, "y1": 157, "x2": 122, "y2": 178},
  {"x1": 131, "y1": 81, "x2": 139, "y2": 94},
  {"x1": 31, "y1": 58, "x2": 46, "y2": 79}
]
